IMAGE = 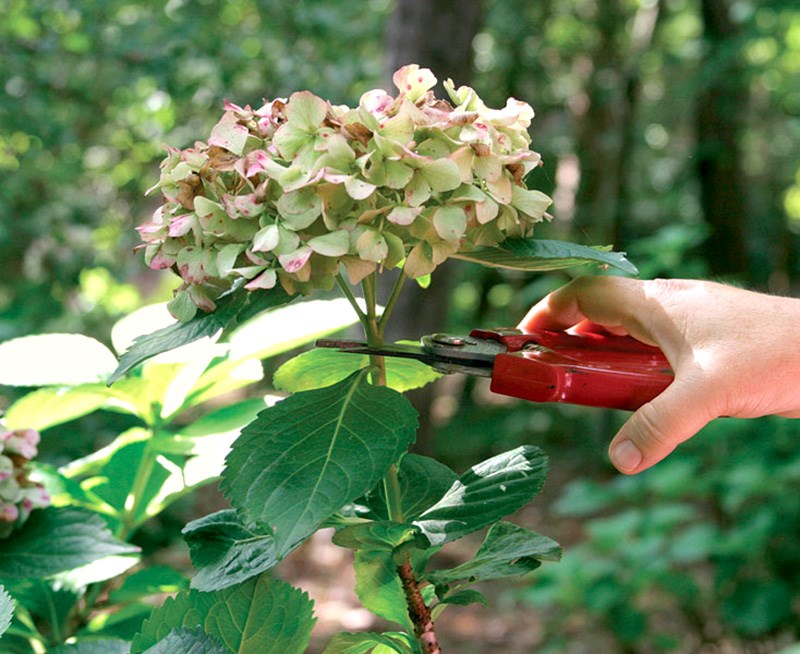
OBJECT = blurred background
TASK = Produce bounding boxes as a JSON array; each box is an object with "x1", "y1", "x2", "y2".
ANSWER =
[{"x1": 1, "y1": 0, "x2": 800, "y2": 651}]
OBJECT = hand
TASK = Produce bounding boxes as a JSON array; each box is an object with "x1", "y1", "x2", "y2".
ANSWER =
[{"x1": 518, "y1": 277, "x2": 800, "y2": 474}]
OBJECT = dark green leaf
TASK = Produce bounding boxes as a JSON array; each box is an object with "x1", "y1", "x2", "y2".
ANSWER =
[
  {"x1": 182, "y1": 510, "x2": 283, "y2": 592},
  {"x1": 0, "y1": 507, "x2": 138, "y2": 578},
  {"x1": 414, "y1": 446, "x2": 549, "y2": 546},
  {"x1": 367, "y1": 454, "x2": 458, "y2": 521},
  {"x1": 142, "y1": 627, "x2": 230, "y2": 654},
  {"x1": 425, "y1": 521, "x2": 561, "y2": 588},
  {"x1": 720, "y1": 579, "x2": 794, "y2": 636},
  {"x1": 50, "y1": 639, "x2": 131, "y2": 654},
  {"x1": 0, "y1": 584, "x2": 13, "y2": 639},
  {"x1": 108, "y1": 286, "x2": 293, "y2": 384},
  {"x1": 109, "y1": 566, "x2": 189, "y2": 604},
  {"x1": 131, "y1": 576, "x2": 316, "y2": 654},
  {"x1": 273, "y1": 348, "x2": 441, "y2": 394},
  {"x1": 332, "y1": 521, "x2": 421, "y2": 551},
  {"x1": 453, "y1": 238, "x2": 638, "y2": 275},
  {"x1": 222, "y1": 371, "x2": 418, "y2": 555},
  {"x1": 431, "y1": 589, "x2": 487, "y2": 619},
  {"x1": 322, "y1": 631, "x2": 412, "y2": 653}
]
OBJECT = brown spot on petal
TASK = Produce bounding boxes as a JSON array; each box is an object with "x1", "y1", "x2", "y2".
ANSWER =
[
  {"x1": 507, "y1": 163, "x2": 525, "y2": 184},
  {"x1": 207, "y1": 145, "x2": 240, "y2": 171},
  {"x1": 341, "y1": 122, "x2": 372, "y2": 145},
  {"x1": 471, "y1": 143, "x2": 491, "y2": 157},
  {"x1": 176, "y1": 174, "x2": 203, "y2": 210}
]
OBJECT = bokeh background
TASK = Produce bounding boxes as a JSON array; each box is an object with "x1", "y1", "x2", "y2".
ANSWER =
[{"x1": 2, "y1": 0, "x2": 800, "y2": 651}]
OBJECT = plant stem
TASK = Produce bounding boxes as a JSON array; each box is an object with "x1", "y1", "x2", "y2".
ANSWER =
[
  {"x1": 358, "y1": 272, "x2": 442, "y2": 653},
  {"x1": 336, "y1": 273, "x2": 367, "y2": 324}
]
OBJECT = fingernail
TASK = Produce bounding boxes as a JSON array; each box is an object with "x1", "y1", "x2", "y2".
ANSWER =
[{"x1": 611, "y1": 439, "x2": 642, "y2": 471}]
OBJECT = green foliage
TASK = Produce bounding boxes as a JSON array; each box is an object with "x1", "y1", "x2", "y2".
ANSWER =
[
  {"x1": 222, "y1": 370, "x2": 419, "y2": 554},
  {"x1": 131, "y1": 575, "x2": 316, "y2": 654},
  {"x1": 0, "y1": 585, "x2": 13, "y2": 640}
]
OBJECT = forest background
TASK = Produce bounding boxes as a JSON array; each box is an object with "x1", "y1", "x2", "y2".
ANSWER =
[{"x1": 1, "y1": 0, "x2": 800, "y2": 651}]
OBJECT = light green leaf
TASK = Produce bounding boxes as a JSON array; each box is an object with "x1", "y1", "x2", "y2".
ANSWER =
[
  {"x1": 209, "y1": 113, "x2": 249, "y2": 156},
  {"x1": 0, "y1": 334, "x2": 118, "y2": 387},
  {"x1": 0, "y1": 585, "x2": 13, "y2": 640},
  {"x1": 418, "y1": 158, "x2": 461, "y2": 192},
  {"x1": 109, "y1": 286, "x2": 294, "y2": 384},
  {"x1": 425, "y1": 521, "x2": 561, "y2": 588},
  {"x1": 164, "y1": 399, "x2": 267, "y2": 455},
  {"x1": 221, "y1": 371, "x2": 418, "y2": 555},
  {"x1": 354, "y1": 550, "x2": 412, "y2": 630},
  {"x1": 109, "y1": 566, "x2": 189, "y2": 604},
  {"x1": 432, "y1": 206, "x2": 467, "y2": 241},
  {"x1": 182, "y1": 510, "x2": 282, "y2": 592},
  {"x1": 4, "y1": 384, "x2": 135, "y2": 431},
  {"x1": 130, "y1": 575, "x2": 316, "y2": 654},
  {"x1": 323, "y1": 632, "x2": 412, "y2": 654},
  {"x1": 367, "y1": 454, "x2": 458, "y2": 521},
  {"x1": 50, "y1": 639, "x2": 131, "y2": 654},
  {"x1": 414, "y1": 446, "x2": 549, "y2": 546},
  {"x1": 142, "y1": 626, "x2": 229, "y2": 654},
  {"x1": 0, "y1": 507, "x2": 138, "y2": 578},
  {"x1": 273, "y1": 348, "x2": 441, "y2": 394},
  {"x1": 453, "y1": 238, "x2": 639, "y2": 275},
  {"x1": 510, "y1": 186, "x2": 552, "y2": 220},
  {"x1": 332, "y1": 521, "x2": 421, "y2": 551}
]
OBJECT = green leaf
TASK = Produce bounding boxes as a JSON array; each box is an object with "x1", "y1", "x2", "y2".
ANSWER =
[
  {"x1": 4, "y1": 384, "x2": 136, "y2": 431},
  {"x1": 425, "y1": 521, "x2": 561, "y2": 588},
  {"x1": 142, "y1": 627, "x2": 230, "y2": 654},
  {"x1": 430, "y1": 590, "x2": 488, "y2": 620},
  {"x1": 0, "y1": 584, "x2": 13, "y2": 640},
  {"x1": 50, "y1": 639, "x2": 131, "y2": 654},
  {"x1": 131, "y1": 576, "x2": 316, "y2": 654},
  {"x1": 453, "y1": 238, "x2": 639, "y2": 275},
  {"x1": 273, "y1": 348, "x2": 441, "y2": 394},
  {"x1": 367, "y1": 454, "x2": 458, "y2": 521},
  {"x1": 108, "y1": 286, "x2": 293, "y2": 384},
  {"x1": 222, "y1": 371, "x2": 418, "y2": 555},
  {"x1": 332, "y1": 521, "x2": 421, "y2": 551},
  {"x1": 182, "y1": 510, "x2": 282, "y2": 592},
  {"x1": 0, "y1": 334, "x2": 118, "y2": 387},
  {"x1": 353, "y1": 550, "x2": 412, "y2": 629},
  {"x1": 109, "y1": 566, "x2": 189, "y2": 604},
  {"x1": 414, "y1": 446, "x2": 549, "y2": 546},
  {"x1": 323, "y1": 632, "x2": 412, "y2": 653},
  {"x1": 0, "y1": 507, "x2": 138, "y2": 578}
]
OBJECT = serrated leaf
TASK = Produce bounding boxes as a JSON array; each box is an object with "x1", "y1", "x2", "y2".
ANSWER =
[
  {"x1": 367, "y1": 454, "x2": 458, "y2": 521},
  {"x1": 4, "y1": 384, "x2": 135, "y2": 431},
  {"x1": 109, "y1": 286, "x2": 293, "y2": 384},
  {"x1": 273, "y1": 348, "x2": 441, "y2": 394},
  {"x1": 49, "y1": 639, "x2": 131, "y2": 654},
  {"x1": 332, "y1": 521, "x2": 421, "y2": 551},
  {"x1": 425, "y1": 521, "x2": 561, "y2": 588},
  {"x1": 0, "y1": 507, "x2": 138, "y2": 578},
  {"x1": 0, "y1": 584, "x2": 13, "y2": 640},
  {"x1": 0, "y1": 334, "x2": 118, "y2": 387},
  {"x1": 414, "y1": 446, "x2": 549, "y2": 547},
  {"x1": 182, "y1": 510, "x2": 282, "y2": 592},
  {"x1": 222, "y1": 371, "x2": 418, "y2": 554},
  {"x1": 323, "y1": 632, "x2": 411, "y2": 654},
  {"x1": 142, "y1": 626, "x2": 230, "y2": 654},
  {"x1": 131, "y1": 575, "x2": 316, "y2": 654},
  {"x1": 453, "y1": 238, "x2": 638, "y2": 275}
]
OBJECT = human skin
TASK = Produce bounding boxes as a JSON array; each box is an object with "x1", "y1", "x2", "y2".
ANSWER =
[{"x1": 518, "y1": 276, "x2": 800, "y2": 474}]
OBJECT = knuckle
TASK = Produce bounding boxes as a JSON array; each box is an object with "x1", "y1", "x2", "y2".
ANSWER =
[{"x1": 631, "y1": 401, "x2": 671, "y2": 448}]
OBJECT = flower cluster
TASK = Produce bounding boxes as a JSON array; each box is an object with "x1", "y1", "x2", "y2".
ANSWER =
[
  {"x1": 0, "y1": 426, "x2": 50, "y2": 538},
  {"x1": 138, "y1": 65, "x2": 552, "y2": 320}
]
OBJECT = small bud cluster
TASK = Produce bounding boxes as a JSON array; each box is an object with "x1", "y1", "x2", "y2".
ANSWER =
[
  {"x1": 0, "y1": 427, "x2": 51, "y2": 538},
  {"x1": 137, "y1": 65, "x2": 552, "y2": 320}
]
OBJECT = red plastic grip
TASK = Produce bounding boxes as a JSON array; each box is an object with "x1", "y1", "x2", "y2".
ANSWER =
[{"x1": 470, "y1": 329, "x2": 673, "y2": 411}]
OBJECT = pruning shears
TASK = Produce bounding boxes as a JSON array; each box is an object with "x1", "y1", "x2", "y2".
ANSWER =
[{"x1": 317, "y1": 328, "x2": 673, "y2": 411}]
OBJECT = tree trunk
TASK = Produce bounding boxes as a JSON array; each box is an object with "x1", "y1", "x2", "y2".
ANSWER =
[
  {"x1": 695, "y1": 0, "x2": 749, "y2": 278},
  {"x1": 382, "y1": 0, "x2": 484, "y2": 453}
]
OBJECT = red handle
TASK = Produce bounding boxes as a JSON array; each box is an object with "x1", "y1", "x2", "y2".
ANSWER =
[{"x1": 470, "y1": 328, "x2": 673, "y2": 411}]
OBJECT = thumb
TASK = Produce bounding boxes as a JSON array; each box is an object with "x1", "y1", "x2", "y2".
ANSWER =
[{"x1": 608, "y1": 381, "x2": 715, "y2": 474}]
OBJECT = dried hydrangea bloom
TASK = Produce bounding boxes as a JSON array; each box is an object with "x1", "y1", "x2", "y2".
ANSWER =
[
  {"x1": 138, "y1": 65, "x2": 552, "y2": 320},
  {"x1": 0, "y1": 426, "x2": 50, "y2": 538}
]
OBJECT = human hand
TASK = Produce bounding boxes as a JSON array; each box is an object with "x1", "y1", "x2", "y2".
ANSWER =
[{"x1": 518, "y1": 277, "x2": 800, "y2": 474}]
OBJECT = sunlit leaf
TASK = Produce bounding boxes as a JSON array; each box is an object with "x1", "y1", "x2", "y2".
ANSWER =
[
  {"x1": 453, "y1": 238, "x2": 639, "y2": 275},
  {"x1": 141, "y1": 626, "x2": 229, "y2": 654},
  {"x1": 0, "y1": 585, "x2": 13, "y2": 640},
  {"x1": 322, "y1": 631, "x2": 412, "y2": 653}
]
